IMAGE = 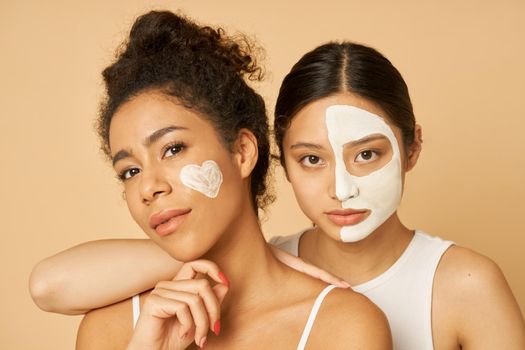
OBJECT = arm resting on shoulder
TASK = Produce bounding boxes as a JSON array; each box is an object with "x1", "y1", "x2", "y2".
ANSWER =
[{"x1": 29, "y1": 239, "x2": 182, "y2": 315}]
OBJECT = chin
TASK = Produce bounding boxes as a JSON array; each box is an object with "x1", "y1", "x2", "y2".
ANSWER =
[
  {"x1": 167, "y1": 246, "x2": 207, "y2": 263},
  {"x1": 317, "y1": 223, "x2": 346, "y2": 242},
  {"x1": 166, "y1": 236, "x2": 215, "y2": 262}
]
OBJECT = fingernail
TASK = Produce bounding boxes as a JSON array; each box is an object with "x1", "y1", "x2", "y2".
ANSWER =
[
  {"x1": 218, "y1": 271, "x2": 229, "y2": 287},
  {"x1": 213, "y1": 320, "x2": 221, "y2": 336},
  {"x1": 340, "y1": 281, "x2": 351, "y2": 288},
  {"x1": 199, "y1": 336, "x2": 207, "y2": 348}
]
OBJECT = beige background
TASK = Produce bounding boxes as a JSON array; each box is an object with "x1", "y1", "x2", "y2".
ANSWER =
[{"x1": 1, "y1": 0, "x2": 524, "y2": 348}]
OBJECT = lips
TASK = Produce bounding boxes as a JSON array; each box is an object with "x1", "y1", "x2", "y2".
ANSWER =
[
  {"x1": 326, "y1": 208, "x2": 370, "y2": 226},
  {"x1": 149, "y1": 208, "x2": 192, "y2": 237}
]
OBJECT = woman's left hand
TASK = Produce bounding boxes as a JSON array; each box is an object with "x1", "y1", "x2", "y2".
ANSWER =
[{"x1": 127, "y1": 260, "x2": 229, "y2": 350}]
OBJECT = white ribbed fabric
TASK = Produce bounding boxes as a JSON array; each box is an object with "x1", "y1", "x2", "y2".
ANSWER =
[{"x1": 270, "y1": 230, "x2": 454, "y2": 350}]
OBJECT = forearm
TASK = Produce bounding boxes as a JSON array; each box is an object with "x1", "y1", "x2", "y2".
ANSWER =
[{"x1": 29, "y1": 239, "x2": 182, "y2": 314}]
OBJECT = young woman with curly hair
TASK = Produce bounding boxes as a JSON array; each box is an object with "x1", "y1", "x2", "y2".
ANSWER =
[{"x1": 64, "y1": 10, "x2": 390, "y2": 350}]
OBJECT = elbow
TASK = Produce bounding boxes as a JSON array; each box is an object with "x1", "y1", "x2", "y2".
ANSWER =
[
  {"x1": 29, "y1": 259, "x2": 81, "y2": 314},
  {"x1": 29, "y1": 259, "x2": 61, "y2": 312}
]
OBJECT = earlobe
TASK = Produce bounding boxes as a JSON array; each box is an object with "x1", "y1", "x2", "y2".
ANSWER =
[
  {"x1": 406, "y1": 124, "x2": 423, "y2": 172},
  {"x1": 235, "y1": 129, "x2": 259, "y2": 179}
]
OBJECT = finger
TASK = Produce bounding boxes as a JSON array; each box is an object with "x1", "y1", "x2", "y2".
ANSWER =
[
  {"x1": 296, "y1": 261, "x2": 350, "y2": 288},
  {"x1": 153, "y1": 288, "x2": 210, "y2": 346},
  {"x1": 139, "y1": 293, "x2": 194, "y2": 339},
  {"x1": 175, "y1": 260, "x2": 229, "y2": 287},
  {"x1": 307, "y1": 267, "x2": 351, "y2": 288},
  {"x1": 270, "y1": 246, "x2": 350, "y2": 288},
  {"x1": 212, "y1": 283, "x2": 229, "y2": 304},
  {"x1": 155, "y1": 279, "x2": 224, "y2": 334}
]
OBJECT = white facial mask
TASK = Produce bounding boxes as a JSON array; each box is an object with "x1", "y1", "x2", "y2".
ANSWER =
[
  {"x1": 325, "y1": 105, "x2": 402, "y2": 242},
  {"x1": 180, "y1": 160, "x2": 223, "y2": 198}
]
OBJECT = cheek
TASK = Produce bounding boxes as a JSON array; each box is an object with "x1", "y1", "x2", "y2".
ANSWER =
[
  {"x1": 124, "y1": 191, "x2": 148, "y2": 231},
  {"x1": 196, "y1": 160, "x2": 243, "y2": 213},
  {"x1": 288, "y1": 169, "x2": 327, "y2": 218}
]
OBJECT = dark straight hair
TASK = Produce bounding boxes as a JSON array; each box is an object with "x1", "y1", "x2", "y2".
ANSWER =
[{"x1": 274, "y1": 42, "x2": 415, "y2": 167}]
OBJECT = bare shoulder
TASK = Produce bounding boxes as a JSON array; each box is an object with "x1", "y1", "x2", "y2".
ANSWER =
[
  {"x1": 436, "y1": 245, "x2": 513, "y2": 302},
  {"x1": 76, "y1": 296, "x2": 134, "y2": 350},
  {"x1": 309, "y1": 287, "x2": 392, "y2": 349},
  {"x1": 434, "y1": 245, "x2": 525, "y2": 349}
]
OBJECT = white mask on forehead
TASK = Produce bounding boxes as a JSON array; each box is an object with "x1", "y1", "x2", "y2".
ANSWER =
[{"x1": 325, "y1": 105, "x2": 402, "y2": 242}]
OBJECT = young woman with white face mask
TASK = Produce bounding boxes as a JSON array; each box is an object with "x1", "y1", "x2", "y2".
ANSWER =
[{"x1": 30, "y1": 40, "x2": 525, "y2": 349}]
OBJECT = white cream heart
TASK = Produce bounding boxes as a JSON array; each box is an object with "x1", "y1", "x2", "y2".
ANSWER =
[{"x1": 179, "y1": 160, "x2": 223, "y2": 198}]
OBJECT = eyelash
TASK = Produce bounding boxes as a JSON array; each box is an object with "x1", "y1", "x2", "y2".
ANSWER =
[
  {"x1": 299, "y1": 155, "x2": 326, "y2": 168},
  {"x1": 161, "y1": 141, "x2": 186, "y2": 159},
  {"x1": 354, "y1": 149, "x2": 381, "y2": 163},
  {"x1": 117, "y1": 141, "x2": 187, "y2": 181},
  {"x1": 118, "y1": 167, "x2": 139, "y2": 181}
]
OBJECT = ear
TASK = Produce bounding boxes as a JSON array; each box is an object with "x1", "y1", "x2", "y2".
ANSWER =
[
  {"x1": 234, "y1": 128, "x2": 259, "y2": 179},
  {"x1": 405, "y1": 124, "x2": 423, "y2": 172}
]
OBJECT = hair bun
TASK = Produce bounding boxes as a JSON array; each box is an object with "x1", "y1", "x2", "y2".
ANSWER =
[{"x1": 124, "y1": 11, "x2": 262, "y2": 80}]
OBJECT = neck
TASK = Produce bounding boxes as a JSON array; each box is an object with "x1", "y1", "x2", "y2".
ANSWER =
[
  {"x1": 202, "y1": 205, "x2": 291, "y2": 318},
  {"x1": 304, "y1": 213, "x2": 414, "y2": 286}
]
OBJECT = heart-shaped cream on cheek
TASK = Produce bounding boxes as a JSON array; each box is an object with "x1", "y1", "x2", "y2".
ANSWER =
[{"x1": 179, "y1": 160, "x2": 223, "y2": 198}]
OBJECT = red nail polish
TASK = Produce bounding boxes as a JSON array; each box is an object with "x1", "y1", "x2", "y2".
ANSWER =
[
  {"x1": 213, "y1": 320, "x2": 221, "y2": 336},
  {"x1": 218, "y1": 271, "x2": 229, "y2": 287}
]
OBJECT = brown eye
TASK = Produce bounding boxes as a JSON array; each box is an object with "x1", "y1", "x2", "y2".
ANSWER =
[
  {"x1": 300, "y1": 155, "x2": 326, "y2": 168},
  {"x1": 163, "y1": 143, "x2": 185, "y2": 158},
  {"x1": 361, "y1": 151, "x2": 373, "y2": 160},
  {"x1": 120, "y1": 167, "x2": 141, "y2": 180},
  {"x1": 307, "y1": 156, "x2": 320, "y2": 164},
  {"x1": 355, "y1": 150, "x2": 378, "y2": 163}
]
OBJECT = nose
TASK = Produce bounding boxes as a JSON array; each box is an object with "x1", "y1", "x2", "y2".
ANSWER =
[
  {"x1": 139, "y1": 168, "x2": 172, "y2": 205},
  {"x1": 330, "y1": 163, "x2": 359, "y2": 202}
]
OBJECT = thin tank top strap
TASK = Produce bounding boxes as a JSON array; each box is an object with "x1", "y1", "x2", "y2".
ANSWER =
[
  {"x1": 132, "y1": 294, "x2": 140, "y2": 328},
  {"x1": 297, "y1": 285, "x2": 338, "y2": 350}
]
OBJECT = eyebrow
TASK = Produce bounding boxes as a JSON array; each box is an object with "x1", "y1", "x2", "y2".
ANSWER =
[
  {"x1": 112, "y1": 150, "x2": 131, "y2": 166},
  {"x1": 345, "y1": 134, "x2": 388, "y2": 147},
  {"x1": 289, "y1": 142, "x2": 325, "y2": 150},
  {"x1": 144, "y1": 125, "x2": 188, "y2": 147},
  {"x1": 111, "y1": 125, "x2": 188, "y2": 166}
]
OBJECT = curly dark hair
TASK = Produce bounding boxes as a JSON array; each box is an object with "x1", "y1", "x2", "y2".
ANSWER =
[{"x1": 97, "y1": 10, "x2": 273, "y2": 211}]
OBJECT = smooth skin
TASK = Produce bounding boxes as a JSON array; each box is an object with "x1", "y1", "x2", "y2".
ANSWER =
[
  {"x1": 74, "y1": 91, "x2": 391, "y2": 349},
  {"x1": 284, "y1": 93, "x2": 525, "y2": 349},
  {"x1": 31, "y1": 93, "x2": 525, "y2": 349}
]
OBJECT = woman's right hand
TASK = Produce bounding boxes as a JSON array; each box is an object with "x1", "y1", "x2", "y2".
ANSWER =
[
  {"x1": 270, "y1": 245, "x2": 351, "y2": 288},
  {"x1": 127, "y1": 260, "x2": 229, "y2": 350}
]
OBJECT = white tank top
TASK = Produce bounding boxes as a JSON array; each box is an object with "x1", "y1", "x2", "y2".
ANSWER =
[
  {"x1": 270, "y1": 230, "x2": 454, "y2": 350},
  {"x1": 132, "y1": 284, "x2": 337, "y2": 349}
]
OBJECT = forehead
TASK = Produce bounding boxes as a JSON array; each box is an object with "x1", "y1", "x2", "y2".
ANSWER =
[
  {"x1": 285, "y1": 93, "x2": 394, "y2": 143},
  {"x1": 326, "y1": 105, "x2": 394, "y2": 142},
  {"x1": 109, "y1": 92, "x2": 210, "y2": 150}
]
